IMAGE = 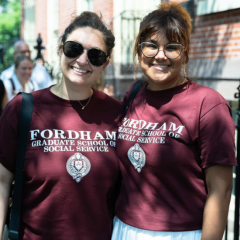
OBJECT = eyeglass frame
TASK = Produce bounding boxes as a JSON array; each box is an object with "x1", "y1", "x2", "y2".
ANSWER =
[
  {"x1": 60, "y1": 41, "x2": 110, "y2": 65},
  {"x1": 139, "y1": 41, "x2": 184, "y2": 60}
]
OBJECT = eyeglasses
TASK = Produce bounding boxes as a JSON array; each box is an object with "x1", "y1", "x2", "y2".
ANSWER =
[
  {"x1": 139, "y1": 42, "x2": 183, "y2": 59},
  {"x1": 61, "y1": 41, "x2": 109, "y2": 67}
]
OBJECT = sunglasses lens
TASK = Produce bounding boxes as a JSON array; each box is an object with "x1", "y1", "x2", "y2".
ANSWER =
[
  {"x1": 88, "y1": 49, "x2": 107, "y2": 66},
  {"x1": 63, "y1": 41, "x2": 83, "y2": 58}
]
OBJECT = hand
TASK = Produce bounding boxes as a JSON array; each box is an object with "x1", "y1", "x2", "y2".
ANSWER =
[
  {"x1": 35, "y1": 58, "x2": 44, "y2": 66},
  {"x1": 103, "y1": 84, "x2": 114, "y2": 97}
]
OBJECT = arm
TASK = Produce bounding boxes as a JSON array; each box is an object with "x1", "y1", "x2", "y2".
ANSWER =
[
  {"x1": 201, "y1": 164, "x2": 233, "y2": 240},
  {"x1": 0, "y1": 163, "x2": 14, "y2": 238},
  {"x1": 103, "y1": 84, "x2": 114, "y2": 97},
  {"x1": 1, "y1": 88, "x2": 9, "y2": 110}
]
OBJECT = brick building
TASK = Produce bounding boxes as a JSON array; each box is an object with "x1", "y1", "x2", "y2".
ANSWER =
[{"x1": 21, "y1": 0, "x2": 240, "y2": 104}]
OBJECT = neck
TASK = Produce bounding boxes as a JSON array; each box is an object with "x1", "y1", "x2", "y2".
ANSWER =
[
  {"x1": 50, "y1": 79, "x2": 93, "y2": 100},
  {"x1": 147, "y1": 75, "x2": 187, "y2": 91},
  {"x1": 17, "y1": 76, "x2": 28, "y2": 90}
]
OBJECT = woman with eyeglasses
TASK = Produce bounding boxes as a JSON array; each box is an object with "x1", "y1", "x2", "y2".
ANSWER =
[
  {"x1": 0, "y1": 12, "x2": 123, "y2": 240},
  {"x1": 112, "y1": 2, "x2": 236, "y2": 240}
]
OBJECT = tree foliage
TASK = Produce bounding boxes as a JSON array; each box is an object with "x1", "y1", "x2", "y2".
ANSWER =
[
  {"x1": 0, "y1": 0, "x2": 21, "y2": 71},
  {"x1": 0, "y1": 0, "x2": 8, "y2": 7}
]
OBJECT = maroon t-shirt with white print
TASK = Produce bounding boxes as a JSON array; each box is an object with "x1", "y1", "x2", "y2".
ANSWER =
[
  {"x1": 0, "y1": 87, "x2": 123, "y2": 240},
  {"x1": 115, "y1": 80, "x2": 237, "y2": 231}
]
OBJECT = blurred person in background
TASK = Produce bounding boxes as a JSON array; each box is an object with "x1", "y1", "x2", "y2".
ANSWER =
[
  {"x1": 0, "y1": 40, "x2": 53, "y2": 90},
  {"x1": 4, "y1": 54, "x2": 38, "y2": 100}
]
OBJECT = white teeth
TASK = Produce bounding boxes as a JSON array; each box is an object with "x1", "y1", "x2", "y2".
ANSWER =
[
  {"x1": 155, "y1": 65, "x2": 168, "y2": 68},
  {"x1": 72, "y1": 67, "x2": 87, "y2": 73}
]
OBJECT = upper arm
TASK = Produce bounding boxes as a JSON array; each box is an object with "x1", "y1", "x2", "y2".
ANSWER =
[
  {"x1": 204, "y1": 164, "x2": 233, "y2": 194},
  {"x1": 0, "y1": 163, "x2": 14, "y2": 184}
]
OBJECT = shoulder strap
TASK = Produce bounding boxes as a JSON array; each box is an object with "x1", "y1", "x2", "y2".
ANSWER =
[
  {"x1": 29, "y1": 80, "x2": 35, "y2": 91},
  {"x1": 9, "y1": 78, "x2": 15, "y2": 92},
  {"x1": 125, "y1": 80, "x2": 145, "y2": 115},
  {"x1": 8, "y1": 92, "x2": 33, "y2": 240}
]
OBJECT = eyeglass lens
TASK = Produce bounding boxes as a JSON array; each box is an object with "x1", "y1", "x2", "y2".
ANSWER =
[
  {"x1": 63, "y1": 41, "x2": 108, "y2": 67},
  {"x1": 140, "y1": 42, "x2": 182, "y2": 59}
]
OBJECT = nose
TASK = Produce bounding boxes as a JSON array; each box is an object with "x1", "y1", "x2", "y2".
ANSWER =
[
  {"x1": 76, "y1": 49, "x2": 89, "y2": 65},
  {"x1": 155, "y1": 48, "x2": 167, "y2": 60}
]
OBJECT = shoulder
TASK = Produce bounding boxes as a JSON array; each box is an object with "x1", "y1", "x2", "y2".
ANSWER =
[
  {"x1": 0, "y1": 65, "x2": 14, "y2": 78},
  {"x1": 93, "y1": 89, "x2": 124, "y2": 115},
  {"x1": 31, "y1": 87, "x2": 50, "y2": 101},
  {"x1": 188, "y1": 81, "x2": 228, "y2": 104},
  {"x1": 122, "y1": 80, "x2": 147, "y2": 108},
  {"x1": 94, "y1": 89, "x2": 121, "y2": 106},
  {"x1": 189, "y1": 81, "x2": 225, "y2": 101},
  {"x1": 188, "y1": 81, "x2": 231, "y2": 117},
  {"x1": 1, "y1": 93, "x2": 22, "y2": 120}
]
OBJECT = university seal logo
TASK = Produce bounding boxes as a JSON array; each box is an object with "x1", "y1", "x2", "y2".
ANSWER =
[
  {"x1": 66, "y1": 153, "x2": 91, "y2": 183},
  {"x1": 128, "y1": 143, "x2": 146, "y2": 173}
]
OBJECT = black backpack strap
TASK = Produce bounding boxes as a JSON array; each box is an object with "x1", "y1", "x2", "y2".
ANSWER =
[
  {"x1": 8, "y1": 92, "x2": 33, "y2": 240},
  {"x1": 125, "y1": 80, "x2": 145, "y2": 115}
]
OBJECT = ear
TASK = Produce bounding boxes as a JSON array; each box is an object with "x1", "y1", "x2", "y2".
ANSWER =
[
  {"x1": 58, "y1": 45, "x2": 63, "y2": 57},
  {"x1": 101, "y1": 60, "x2": 109, "y2": 72}
]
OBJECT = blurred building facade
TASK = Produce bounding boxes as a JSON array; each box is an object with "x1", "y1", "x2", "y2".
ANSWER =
[{"x1": 21, "y1": 0, "x2": 240, "y2": 103}]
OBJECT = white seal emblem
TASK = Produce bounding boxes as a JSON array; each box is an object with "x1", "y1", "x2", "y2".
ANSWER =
[
  {"x1": 66, "y1": 153, "x2": 91, "y2": 183},
  {"x1": 128, "y1": 143, "x2": 146, "y2": 173}
]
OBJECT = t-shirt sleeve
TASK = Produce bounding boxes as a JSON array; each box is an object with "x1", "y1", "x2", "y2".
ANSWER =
[
  {"x1": 0, "y1": 94, "x2": 22, "y2": 172},
  {"x1": 199, "y1": 103, "x2": 237, "y2": 169}
]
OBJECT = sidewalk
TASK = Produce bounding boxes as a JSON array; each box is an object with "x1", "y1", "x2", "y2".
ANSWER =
[{"x1": 223, "y1": 195, "x2": 240, "y2": 240}]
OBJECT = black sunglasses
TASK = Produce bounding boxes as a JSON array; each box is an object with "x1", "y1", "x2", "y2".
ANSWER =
[{"x1": 61, "y1": 41, "x2": 109, "y2": 67}]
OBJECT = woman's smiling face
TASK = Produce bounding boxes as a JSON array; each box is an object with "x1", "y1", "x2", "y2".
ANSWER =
[
  {"x1": 139, "y1": 33, "x2": 185, "y2": 91},
  {"x1": 59, "y1": 27, "x2": 109, "y2": 88},
  {"x1": 15, "y1": 59, "x2": 33, "y2": 84}
]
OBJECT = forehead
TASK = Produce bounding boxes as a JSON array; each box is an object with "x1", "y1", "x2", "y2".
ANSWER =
[
  {"x1": 18, "y1": 59, "x2": 33, "y2": 67},
  {"x1": 145, "y1": 33, "x2": 169, "y2": 45},
  {"x1": 66, "y1": 27, "x2": 107, "y2": 52},
  {"x1": 144, "y1": 28, "x2": 181, "y2": 44},
  {"x1": 16, "y1": 43, "x2": 29, "y2": 51}
]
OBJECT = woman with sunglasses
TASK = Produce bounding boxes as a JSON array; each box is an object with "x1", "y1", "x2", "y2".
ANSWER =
[
  {"x1": 112, "y1": 2, "x2": 236, "y2": 240},
  {"x1": 0, "y1": 12, "x2": 123, "y2": 240}
]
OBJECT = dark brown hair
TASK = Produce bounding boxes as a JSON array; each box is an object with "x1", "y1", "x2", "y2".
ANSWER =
[
  {"x1": 60, "y1": 11, "x2": 115, "y2": 57},
  {"x1": 134, "y1": 2, "x2": 192, "y2": 64}
]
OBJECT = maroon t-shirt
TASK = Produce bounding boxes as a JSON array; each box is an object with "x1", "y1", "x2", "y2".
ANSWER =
[
  {"x1": 115, "y1": 81, "x2": 237, "y2": 231},
  {"x1": 0, "y1": 87, "x2": 123, "y2": 240}
]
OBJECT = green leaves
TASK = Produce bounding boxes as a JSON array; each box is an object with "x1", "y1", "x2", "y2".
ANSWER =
[
  {"x1": 0, "y1": 0, "x2": 8, "y2": 7},
  {"x1": 0, "y1": 0, "x2": 21, "y2": 71}
]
